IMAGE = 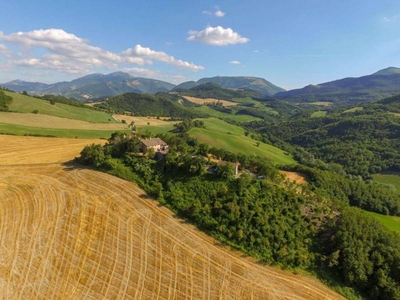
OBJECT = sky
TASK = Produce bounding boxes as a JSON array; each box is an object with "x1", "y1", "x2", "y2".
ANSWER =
[{"x1": 0, "y1": 0, "x2": 400, "y2": 89}]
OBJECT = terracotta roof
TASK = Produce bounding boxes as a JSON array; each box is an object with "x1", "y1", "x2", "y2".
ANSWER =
[{"x1": 140, "y1": 138, "x2": 167, "y2": 147}]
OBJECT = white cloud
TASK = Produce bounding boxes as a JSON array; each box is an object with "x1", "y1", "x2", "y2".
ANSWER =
[
  {"x1": 382, "y1": 14, "x2": 400, "y2": 22},
  {"x1": 121, "y1": 44, "x2": 203, "y2": 71},
  {"x1": 0, "y1": 28, "x2": 204, "y2": 76},
  {"x1": 215, "y1": 10, "x2": 225, "y2": 17},
  {"x1": 203, "y1": 6, "x2": 225, "y2": 17},
  {"x1": 214, "y1": 6, "x2": 225, "y2": 17},
  {"x1": 0, "y1": 44, "x2": 12, "y2": 57},
  {"x1": 187, "y1": 26, "x2": 249, "y2": 46},
  {"x1": 229, "y1": 60, "x2": 240, "y2": 65}
]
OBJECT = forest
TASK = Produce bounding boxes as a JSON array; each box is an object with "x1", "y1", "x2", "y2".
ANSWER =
[
  {"x1": 246, "y1": 96, "x2": 400, "y2": 178},
  {"x1": 78, "y1": 131, "x2": 400, "y2": 299},
  {"x1": 94, "y1": 92, "x2": 205, "y2": 118}
]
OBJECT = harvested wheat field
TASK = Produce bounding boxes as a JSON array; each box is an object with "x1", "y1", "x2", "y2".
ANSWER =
[
  {"x1": 183, "y1": 96, "x2": 237, "y2": 107},
  {"x1": 0, "y1": 135, "x2": 343, "y2": 299},
  {"x1": 113, "y1": 115, "x2": 175, "y2": 126},
  {"x1": 0, "y1": 135, "x2": 105, "y2": 165}
]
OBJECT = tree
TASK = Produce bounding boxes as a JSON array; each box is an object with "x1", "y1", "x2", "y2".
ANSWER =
[{"x1": 78, "y1": 144, "x2": 106, "y2": 167}]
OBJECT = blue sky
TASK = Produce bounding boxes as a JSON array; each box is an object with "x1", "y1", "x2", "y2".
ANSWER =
[{"x1": 0, "y1": 0, "x2": 400, "y2": 89}]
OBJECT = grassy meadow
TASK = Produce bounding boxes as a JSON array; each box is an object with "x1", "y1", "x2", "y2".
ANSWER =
[
  {"x1": 136, "y1": 124, "x2": 175, "y2": 135},
  {"x1": 5, "y1": 91, "x2": 116, "y2": 123},
  {"x1": 193, "y1": 106, "x2": 261, "y2": 122},
  {"x1": 189, "y1": 118, "x2": 295, "y2": 165},
  {"x1": 343, "y1": 107, "x2": 364, "y2": 113},
  {"x1": 311, "y1": 111, "x2": 327, "y2": 118},
  {"x1": 308, "y1": 102, "x2": 333, "y2": 107},
  {"x1": 0, "y1": 123, "x2": 130, "y2": 139},
  {"x1": 364, "y1": 211, "x2": 400, "y2": 233},
  {"x1": 232, "y1": 97, "x2": 279, "y2": 115},
  {"x1": 182, "y1": 96, "x2": 237, "y2": 107},
  {"x1": 373, "y1": 173, "x2": 400, "y2": 193}
]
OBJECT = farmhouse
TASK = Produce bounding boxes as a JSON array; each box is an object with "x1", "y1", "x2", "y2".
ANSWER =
[{"x1": 140, "y1": 137, "x2": 168, "y2": 154}]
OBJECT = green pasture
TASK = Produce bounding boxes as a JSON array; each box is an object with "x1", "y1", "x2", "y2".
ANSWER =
[
  {"x1": 343, "y1": 107, "x2": 364, "y2": 113},
  {"x1": 193, "y1": 106, "x2": 260, "y2": 122},
  {"x1": 307, "y1": 102, "x2": 333, "y2": 107},
  {"x1": 189, "y1": 118, "x2": 295, "y2": 165},
  {"x1": 136, "y1": 124, "x2": 175, "y2": 135},
  {"x1": 0, "y1": 123, "x2": 130, "y2": 139},
  {"x1": 232, "y1": 97, "x2": 279, "y2": 115},
  {"x1": 373, "y1": 173, "x2": 400, "y2": 193},
  {"x1": 5, "y1": 91, "x2": 116, "y2": 123},
  {"x1": 311, "y1": 111, "x2": 327, "y2": 118},
  {"x1": 364, "y1": 211, "x2": 400, "y2": 233}
]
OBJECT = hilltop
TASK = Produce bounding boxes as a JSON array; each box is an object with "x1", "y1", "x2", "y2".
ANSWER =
[{"x1": 174, "y1": 76, "x2": 285, "y2": 96}]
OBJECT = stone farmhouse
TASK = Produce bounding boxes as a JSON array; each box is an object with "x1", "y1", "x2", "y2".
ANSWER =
[{"x1": 140, "y1": 138, "x2": 169, "y2": 155}]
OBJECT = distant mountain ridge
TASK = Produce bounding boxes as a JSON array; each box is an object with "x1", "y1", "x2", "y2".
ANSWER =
[
  {"x1": 176, "y1": 82, "x2": 265, "y2": 100},
  {"x1": 174, "y1": 76, "x2": 285, "y2": 96},
  {"x1": 2, "y1": 73, "x2": 285, "y2": 100},
  {"x1": 1, "y1": 72, "x2": 175, "y2": 100},
  {"x1": 3, "y1": 67, "x2": 400, "y2": 103},
  {"x1": 275, "y1": 67, "x2": 400, "y2": 106}
]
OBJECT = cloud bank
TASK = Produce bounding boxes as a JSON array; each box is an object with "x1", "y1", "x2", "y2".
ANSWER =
[{"x1": 0, "y1": 29, "x2": 204, "y2": 76}]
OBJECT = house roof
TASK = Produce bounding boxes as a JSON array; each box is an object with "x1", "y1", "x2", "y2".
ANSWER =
[{"x1": 140, "y1": 138, "x2": 167, "y2": 147}]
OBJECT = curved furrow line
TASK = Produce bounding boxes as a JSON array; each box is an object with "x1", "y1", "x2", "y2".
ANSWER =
[{"x1": 0, "y1": 163, "x2": 344, "y2": 299}]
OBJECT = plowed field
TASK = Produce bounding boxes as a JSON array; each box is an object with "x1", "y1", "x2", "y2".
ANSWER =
[{"x1": 0, "y1": 135, "x2": 344, "y2": 299}]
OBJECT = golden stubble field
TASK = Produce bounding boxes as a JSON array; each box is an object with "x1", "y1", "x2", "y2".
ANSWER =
[
  {"x1": 182, "y1": 96, "x2": 237, "y2": 107},
  {"x1": 0, "y1": 135, "x2": 344, "y2": 299}
]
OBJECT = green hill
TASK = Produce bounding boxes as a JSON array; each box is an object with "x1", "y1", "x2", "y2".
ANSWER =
[
  {"x1": 176, "y1": 83, "x2": 264, "y2": 100},
  {"x1": 95, "y1": 92, "x2": 205, "y2": 118},
  {"x1": 5, "y1": 91, "x2": 116, "y2": 123},
  {"x1": 174, "y1": 76, "x2": 285, "y2": 96},
  {"x1": 188, "y1": 118, "x2": 295, "y2": 165}
]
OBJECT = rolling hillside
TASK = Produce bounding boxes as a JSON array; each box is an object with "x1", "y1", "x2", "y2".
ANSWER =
[
  {"x1": 0, "y1": 91, "x2": 135, "y2": 138},
  {"x1": 188, "y1": 118, "x2": 295, "y2": 165},
  {"x1": 0, "y1": 135, "x2": 344, "y2": 299}
]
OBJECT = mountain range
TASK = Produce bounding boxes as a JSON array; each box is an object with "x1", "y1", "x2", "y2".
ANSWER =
[
  {"x1": 275, "y1": 67, "x2": 400, "y2": 105},
  {"x1": 1, "y1": 72, "x2": 175, "y2": 100},
  {"x1": 2, "y1": 67, "x2": 400, "y2": 105},
  {"x1": 1, "y1": 73, "x2": 285, "y2": 100}
]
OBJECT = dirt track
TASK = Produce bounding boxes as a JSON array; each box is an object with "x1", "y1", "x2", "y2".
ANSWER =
[{"x1": 0, "y1": 135, "x2": 344, "y2": 299}]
